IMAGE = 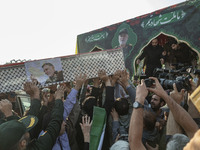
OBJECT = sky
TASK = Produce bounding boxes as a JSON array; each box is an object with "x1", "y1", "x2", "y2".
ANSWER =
[{"x1": 0, "y1": 0, "x2": 186, "y2": 65}]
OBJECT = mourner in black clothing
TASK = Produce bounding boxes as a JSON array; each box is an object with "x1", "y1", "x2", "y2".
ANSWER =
[{"x1": 136, "y1": 38, "x2": 164, "y2": 77}]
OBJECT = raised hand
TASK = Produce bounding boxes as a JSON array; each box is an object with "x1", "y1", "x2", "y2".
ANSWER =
[
  {"x1": 119, "y1": 70, "x2": 129, "y2": 88},
  {"x1": 24, "y1": 82, "x2": 34, "y2": 97},
  {"x1": 98, "y1": 70, "x2": 109, "y2": 82},
  {"x1": 24, "y1": 82, "x2": 40, "y2": 99},
  {"x1": 74, "y1": 74, "x2": 87, "y2": 90},
  {"x1": 54, "y1": 85, "x2": 66, "y2": 100},
  {"x1": 147, "y1": 77, "x2": 168, "y2": 99},
  {"x1": 170, "y1": 83, "x2": 185, "y2": 104},
  {"x1": 111, "y1": 70, "x2": 121, "y2": 86},
  {"x1": 98, "y1": 70, "x2": 111, "y2": 86},
  {"x1": 135, "y1": 79, "x2": 148, "y2": 104},
  {"x1": 0, "y1": 99, "x2": 13, "y2": 117},
  {"x1": 80, "y1": 115, "x2": 92, "y2": 143},
  {"x1": 93, "y1": 77, "x2": 100, "y2": 88}
]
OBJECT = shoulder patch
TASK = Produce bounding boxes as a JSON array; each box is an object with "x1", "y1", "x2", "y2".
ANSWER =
[{"x1": 40, "y1": 131, "x2": 47, "y2": 137}]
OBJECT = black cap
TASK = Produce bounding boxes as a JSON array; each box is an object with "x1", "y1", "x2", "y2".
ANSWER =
[{"x1": 119, "y1": 28, "x2": 128, "y2": 35}]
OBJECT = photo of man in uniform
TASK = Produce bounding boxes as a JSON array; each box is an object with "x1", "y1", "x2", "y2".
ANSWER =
[
  {"x1": 25, "y1": 58, "x2": 64, "y2": 85},
  {"x1": 116, "y1": 28, "x2": 133, "y2": 58},
  {"x1": 42, "y1": 62, "x2": 64, "y2": 84}
]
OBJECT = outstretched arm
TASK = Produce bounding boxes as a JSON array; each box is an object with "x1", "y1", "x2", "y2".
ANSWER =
[
  {"x1": 148, "y1": 77, "x2": 199, "y2": 139},
  {"x1": 24, "y1": 82, "x2": 41, "y2": 116},
  {"x1": 31, "y1": 86, "x2": 64, "y2": 150},
  {"x1": 98, "y1": 70, "x2": 114, "y2": 115},
  {"x1": 129, "y1": 80, "x2": 148, "y2": 150},
  {"x1": 166, "y1": 84, "x2": 184, "y2": 135},
  {"x1": 63, "y1": 74, "x2": 87, "y2": 120}
]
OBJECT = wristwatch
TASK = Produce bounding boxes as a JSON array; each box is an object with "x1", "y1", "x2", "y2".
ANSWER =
[{"x1": 133, "y1": 101, "x2": 144, "y2": 109}]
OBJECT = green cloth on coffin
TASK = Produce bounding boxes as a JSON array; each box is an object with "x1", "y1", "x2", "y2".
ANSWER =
[{"x1": 89, "y1": 106, "x2": 107, "y2": 150}]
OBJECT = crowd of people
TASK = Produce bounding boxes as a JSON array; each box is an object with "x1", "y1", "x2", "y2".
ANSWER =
[
  {"x1": 136, "y1": 37, "x2": 198, "y2": 77},
  {"x1": 0, "y1": 14, "x2": 200, "y2": 148},
  {"x1": 0, "y1": 43, "x2": 200, "y2": 150}
]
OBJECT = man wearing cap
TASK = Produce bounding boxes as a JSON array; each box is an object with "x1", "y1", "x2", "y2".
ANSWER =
[
  {"x1": 116, "y1": 28, "x2": 133, "y2": 59},
  {"x1": 0, "y1": 86, "x2": 64, "y2": 150}
]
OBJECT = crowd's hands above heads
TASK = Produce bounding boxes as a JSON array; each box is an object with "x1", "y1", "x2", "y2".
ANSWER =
[
  {"x1": 135, "y1": 79, "x2": 148, "y2": 104},
  {"x1": 95, "y1": 69, "x2": 130, "y2": 87},
  {"x1": 111, "y1": 70, "x2": 121, "y2": 87},
  {"x1": 74, "y1": 73, "x2": 87, "y2": 91},
  {"x1": 0, "y1": 99, "x2": 13, "y2": 117},
  {"x1": 146, "y1": 77, "x2": 168, "y2": 99},
  {"x1": 98, "y1": 70, "x2": 109, "y2": 82},
  {"x1": 98, "y1": 70, "x2": 111, "y2": 86},
  {"x1": 54, "y1": 85, "x2": 66, "y2": 100},
  {"x1": 93, "y1": 77, "x2": 100, "y2": 88},
  {"x1": 170, "y1": 83, "x2": 185, "y2": 104},
  {"x1": 80, "y1": 115, "x2": 92, "y2": 143},
  {"x1": 118, "y1": 70, "x2": 129, "y2": 88},
  {"x1": 24, "y1": 82, "x2": 40, "y2": 100}
]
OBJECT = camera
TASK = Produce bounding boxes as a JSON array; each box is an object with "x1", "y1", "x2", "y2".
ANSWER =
[
  {"x1": 159, "y1": 76, "x2": 191, "y2": 92},
  {"x1": 144, "y1": 79, "x2": 155, "y2": 87},
  {"x1": 153, "y1": 67, "x2": 192, "y2": 92}
]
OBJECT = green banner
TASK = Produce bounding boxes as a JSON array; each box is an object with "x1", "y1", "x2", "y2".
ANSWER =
[{"x1": 77, "y1": 0, "x2": 200, "y2": 78}]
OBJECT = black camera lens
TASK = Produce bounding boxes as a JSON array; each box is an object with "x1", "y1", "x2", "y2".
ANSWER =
[{"x1": 144, "y1": 79, "x2": 154, "y2": 87}]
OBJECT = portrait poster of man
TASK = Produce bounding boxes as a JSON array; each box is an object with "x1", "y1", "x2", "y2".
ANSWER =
[
  {"x1": 25, "y1": 58, "x2": 64, "y2": 85},
  {"x1": 112, "y1": 23, "x2": 137, "y2": 60}
]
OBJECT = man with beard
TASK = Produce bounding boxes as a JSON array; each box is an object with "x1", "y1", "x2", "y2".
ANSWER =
[
  {"x1": 150, "y1": 94, "x2": 166, "y2": 119},
  {"x1": 169, "y1": 38, "x2": 198, "y2": 68},
  {"x1": 150, "y1": 94, "x2": 167, "y2": 132},
  {"x1": 136, "y1": 38, "x2": 164, "y2": 77}
]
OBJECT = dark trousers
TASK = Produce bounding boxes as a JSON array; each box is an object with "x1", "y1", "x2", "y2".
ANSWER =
[{"x1": 145, "y1": 64, "x2": 161, "y2": 77}]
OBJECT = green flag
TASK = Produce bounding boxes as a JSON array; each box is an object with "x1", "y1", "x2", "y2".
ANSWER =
[{"x1": 89, "y1": 106, "x2": 107, "y2": 150}]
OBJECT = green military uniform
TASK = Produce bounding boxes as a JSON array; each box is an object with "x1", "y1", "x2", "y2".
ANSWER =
[
  {"x1": 0, "y1": 115, "x2": 20, "y2": 125},
  {"x1": 45, "y1": 71, "x2": 64, "y2": 84},
  {"x1": 27, "y1": 99, "x2": 64, "y2": 150},
  {"x1": 115, "y1": 44, "x2": 133, "y2": 59},
  {"x1": 27, "y1": 99, "x2": 48, "y2": 139},
  {"x1": 0, "y1": 97, "x2": 63, "y2": 150}
]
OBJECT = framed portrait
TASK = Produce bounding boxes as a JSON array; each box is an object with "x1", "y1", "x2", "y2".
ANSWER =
[{"x1": 25, "y1": 58, "x2": 64, "y2": 86}]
